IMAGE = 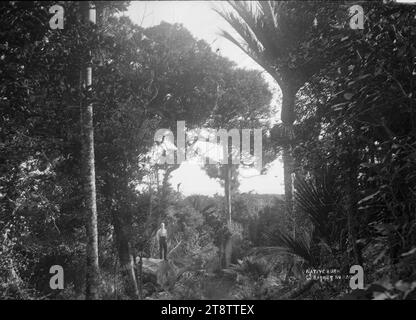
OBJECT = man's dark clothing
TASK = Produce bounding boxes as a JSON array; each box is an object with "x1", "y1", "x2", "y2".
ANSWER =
[{"x1": 159, "y1": 236, "x2": 168, "y2": 260}]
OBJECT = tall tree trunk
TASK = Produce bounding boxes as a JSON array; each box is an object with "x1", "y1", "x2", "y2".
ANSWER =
[
  {"x1": 80, "y1": 1, "x2": 99, "y2": 300},
  {"x1": 112, "y1": 211, "x2": 140, "y2": 299},
  {"x1": 103, "y1": 178, "x2": 139, "y2": 300},
  {"x1": 280, "y1": 84, "x2": 297, "y2": 126},
  {"x1": 280, "y1": 83, "x2": 298, "y2": 269},
  {"x1": 280, "y1": 84, "x2": 297, "y2": 238}
]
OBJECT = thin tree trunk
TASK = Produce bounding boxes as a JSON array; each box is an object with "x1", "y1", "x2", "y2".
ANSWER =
[
  {"x1": 157, "y1": 164, "x2": 178, "y2": 224},
  {"x1": 148, "y1": 173, "x2": 153, "y2": 217},
  {"x1": 283, "y1": 146, "x2": 294, "y2": 231},
  {"x1": 80, "y1": 1, "x2": 99, "y2": 300},
  {"x1": 224, "y1": 165, "x2": 232, "y2": 225},
  {"x1": 223, "y1": 159, "x2": 233, "y2": 267},
  {"x1": 138, "y1": 253, "x2": 143, "y2": 299},
  {"x1": 291, "y1": 172, "x2": 296, "y2": 240},
  {"x1": 224, "y1": 235, "x2": 232, "y2": 267}
]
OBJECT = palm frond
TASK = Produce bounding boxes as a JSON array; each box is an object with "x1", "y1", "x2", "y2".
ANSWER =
[
  {"x1": 213, "y1": 1, "x2": 284, "y2": 86},
  {"x1": 214, "y1": 9, "x2": 263, "y2": 58},
  {"x1": 252, "y1": 229, "x2": 314, "y2": 265},
  {"x1": 226, "y1": 256, "x2": 275, "y2": 279},
  {"x1": 214, "y1": 1, "x2": 331, "y2": 89}
]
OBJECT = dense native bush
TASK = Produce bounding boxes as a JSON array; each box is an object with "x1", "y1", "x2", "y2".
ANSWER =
[
  {"x1": 287, "y1": 2, "x2": 416, "y2": 299},
  {"x1": 2, "y1": 1, "x2": 415, "y2": 300}
]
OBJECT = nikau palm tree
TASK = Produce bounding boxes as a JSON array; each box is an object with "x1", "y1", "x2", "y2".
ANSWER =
[{"x1": 215, "y1": 0, "x2": 341, "y2": 224}]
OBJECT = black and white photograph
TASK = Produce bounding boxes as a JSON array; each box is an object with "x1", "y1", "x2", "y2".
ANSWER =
[{"x1": 1, "y1": 0, "x2": 416, "y2": 304}]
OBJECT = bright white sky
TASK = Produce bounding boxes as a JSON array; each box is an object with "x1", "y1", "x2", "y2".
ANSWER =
[{"x1": 126, "y1": 1, "x2": 284, "y2": 195}]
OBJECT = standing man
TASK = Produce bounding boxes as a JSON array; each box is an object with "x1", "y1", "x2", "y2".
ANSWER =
[{"x1": 156, "y1": 222, "x2": 168, "y2": 260}]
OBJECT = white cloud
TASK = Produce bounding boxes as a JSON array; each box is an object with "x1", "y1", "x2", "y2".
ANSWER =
[{"x1": 170, "y1": 162, "x2": 223, "y2": 196}]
